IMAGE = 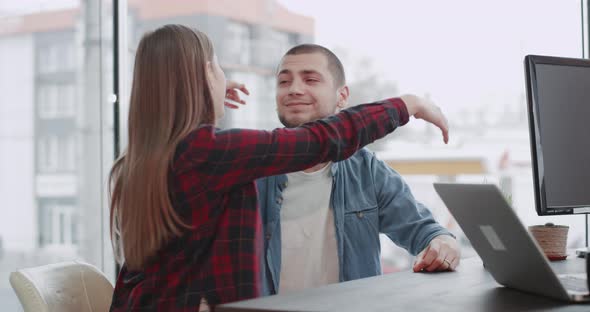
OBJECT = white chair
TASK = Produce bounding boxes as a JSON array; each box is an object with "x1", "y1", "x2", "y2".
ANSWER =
[{"x1": 9, "y1": 260, "x2": 114, "y2": 312}]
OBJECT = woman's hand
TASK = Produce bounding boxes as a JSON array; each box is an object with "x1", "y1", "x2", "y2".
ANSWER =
[
  {"x1": 225, "y1": 80, "x2": 250, "y2": 109},
  {"x1": 401, "y1": 94, "x2": 449, "y2": 144}
]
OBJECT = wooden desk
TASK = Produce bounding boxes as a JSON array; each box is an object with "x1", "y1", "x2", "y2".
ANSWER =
[{"x1": 217, "y1": 256, "x2": 589, "y2": 312}]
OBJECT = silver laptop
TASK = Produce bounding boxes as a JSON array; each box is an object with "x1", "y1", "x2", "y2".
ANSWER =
[{"x1": 433, "y1": 183, "x2": 590, "y2": 302}]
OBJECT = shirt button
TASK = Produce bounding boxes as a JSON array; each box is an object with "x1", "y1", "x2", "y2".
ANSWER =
[
  {"x1": 276, "y1": 197, "x2": 283, "y2": 204},
  {"x1": 357, "y1": 212, "x2": 364, "y2": 218},
  {"x1": 266, "y1": 234, "x2": 271, "y2": 240}
]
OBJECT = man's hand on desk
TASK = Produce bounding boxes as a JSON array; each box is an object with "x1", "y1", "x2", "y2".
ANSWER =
[{"x1": 413, "y1": 235, "x2": 461, "y2": 272}]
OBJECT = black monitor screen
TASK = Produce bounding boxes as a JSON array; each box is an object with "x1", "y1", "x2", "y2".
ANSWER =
[{"x1": 526, "y1": 55, "x2": 590, "y2": 215}]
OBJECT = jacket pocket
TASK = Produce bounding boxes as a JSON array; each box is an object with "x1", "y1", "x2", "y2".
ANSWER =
[
  {"x1": 344, "y1": 205, "x2": 379, "y2": 234},
  {"x1": 342, "y1": 205, "x2": 381, "y2": 275}
]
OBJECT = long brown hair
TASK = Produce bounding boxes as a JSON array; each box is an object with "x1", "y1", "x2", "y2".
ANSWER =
[{"x1": 109, "y1": 24, "x2": 216, "y2": 270}]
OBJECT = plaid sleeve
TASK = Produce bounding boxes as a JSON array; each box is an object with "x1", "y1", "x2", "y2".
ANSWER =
[{"x1": 174, "y1": 97, "x2": 409, "y2": 191}]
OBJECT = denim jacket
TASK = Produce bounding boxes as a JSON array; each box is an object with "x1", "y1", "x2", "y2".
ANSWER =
[{"x1": 256, "y1": 148, "x2": 453, "y2": 295}]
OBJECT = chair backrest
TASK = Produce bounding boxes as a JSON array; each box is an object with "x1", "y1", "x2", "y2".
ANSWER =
[{"x1": 9, "y1": 260, "x2": 114, "y2": 312}]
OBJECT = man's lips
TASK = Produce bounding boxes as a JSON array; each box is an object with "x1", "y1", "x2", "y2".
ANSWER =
[{"x1": 285, "y1": 102, "x2": 312, "y2": 107}]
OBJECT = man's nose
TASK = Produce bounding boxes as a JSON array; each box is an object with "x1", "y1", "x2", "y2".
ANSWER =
[{"x1": 288, "y1": 79, "x2": 305, "y2": 95}]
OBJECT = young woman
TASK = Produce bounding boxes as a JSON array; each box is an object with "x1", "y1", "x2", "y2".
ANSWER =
[{"x1": 108, "y1": 24, "x2": 448, "y2": 311}]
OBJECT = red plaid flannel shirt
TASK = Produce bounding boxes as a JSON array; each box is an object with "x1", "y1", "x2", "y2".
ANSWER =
[{"x1": 110, "y1": 98, "x2": 409, "y2": 311}]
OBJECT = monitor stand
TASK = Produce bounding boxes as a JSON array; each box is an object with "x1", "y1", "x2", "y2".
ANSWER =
[
  {"x1": 577, "y1": 215, "x2": 590, "y2": 258},
  {"x1": 576, "y1": 247, "x2": 590, "y2": 258}
]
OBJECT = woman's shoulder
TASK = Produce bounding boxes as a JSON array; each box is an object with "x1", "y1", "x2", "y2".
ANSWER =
[
  {"x1": 177, "y1": 124, "x2": 218, "y2": 150},
  {"x1": 172, "y1": 125, "x2": 217, "y2": 167}
]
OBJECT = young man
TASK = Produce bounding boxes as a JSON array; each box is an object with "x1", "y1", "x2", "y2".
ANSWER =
[{"x1": 256, "y1": 44, "x2": 460, "y2": 295}]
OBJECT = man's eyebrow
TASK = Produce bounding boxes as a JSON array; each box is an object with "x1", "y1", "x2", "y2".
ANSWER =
[
  {"x1": 278, "y1": 69, "x2": 291, "y2": 76},
  {"x1": 301, "y1": 69, "x2": 323, "y2": 76},
  {"x1": 277, "y1": 69, "x2": 323, "y2": 76}
]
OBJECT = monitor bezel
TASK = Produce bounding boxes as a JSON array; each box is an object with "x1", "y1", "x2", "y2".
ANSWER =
[{"x1": 525, "y1": 54, "x2": 590, "y2": 216}]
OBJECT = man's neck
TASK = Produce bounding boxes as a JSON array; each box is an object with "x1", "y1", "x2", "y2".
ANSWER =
[{"x1": 303, "y1": 162, "x2": 330, "y2": 173}]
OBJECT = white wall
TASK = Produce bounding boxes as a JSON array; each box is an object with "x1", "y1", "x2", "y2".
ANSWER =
[{"x1": 0, "y1": 33, "x2": 37, "y2": 251}]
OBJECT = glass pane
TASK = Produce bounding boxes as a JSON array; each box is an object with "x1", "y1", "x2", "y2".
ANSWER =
[
  {"x1": 278, "y1": 0, "x2": 583, "y2": 271},
  {"x1": 122, "y1": 0, "x2": 313, "y2": 135},
  {"x1": 121, "y1": 0, "x2": 583, "y2": 289},
  {"x1": 0, "y1": 0, "x2": 115, "y2": 309}
]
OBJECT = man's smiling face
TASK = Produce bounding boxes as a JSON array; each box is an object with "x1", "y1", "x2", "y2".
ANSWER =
[{"x1": 276, "y1": 52, "x2": 345, "y2": 128}]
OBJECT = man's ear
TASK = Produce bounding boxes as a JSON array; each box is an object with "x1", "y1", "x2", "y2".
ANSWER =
[{"x1": 337, "y1": 85, "x2": 350, "y2": 109}]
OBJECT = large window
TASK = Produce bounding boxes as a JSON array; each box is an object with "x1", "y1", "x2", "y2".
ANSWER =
[
  {"x1": 0, "y1": 1, "x2": 114, "y2": 310},
  {"x1": 124, "y1": 0, "x2": 586, "y2": 274},
  {"x1": 0, "y1": 0, "x2": 587, "y2": 310},
  {"x1": 119, "y1": 1, "x2": 586, "y2": 276},
  {"x1": 276, "y1": 0, "x2": 584, "y2": 271}
]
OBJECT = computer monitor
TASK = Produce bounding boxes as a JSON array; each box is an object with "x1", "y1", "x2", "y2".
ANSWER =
[{"x1": 525, "y1": 55, "x2": 590, "y2": 216}]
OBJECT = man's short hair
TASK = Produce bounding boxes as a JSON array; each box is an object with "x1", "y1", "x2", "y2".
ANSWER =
[{"x1": 283, "y1": 44, "x2": 346, "y2": 87}]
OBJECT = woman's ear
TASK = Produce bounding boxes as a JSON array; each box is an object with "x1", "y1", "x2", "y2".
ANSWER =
[{"x1": 205, "y1": 61, "x2": 214, "y2": 81}]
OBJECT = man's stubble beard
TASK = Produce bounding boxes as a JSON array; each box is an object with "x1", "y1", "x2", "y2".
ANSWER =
[{"x1": 278, "y1": 113, "x2": 302, "y2": 128}]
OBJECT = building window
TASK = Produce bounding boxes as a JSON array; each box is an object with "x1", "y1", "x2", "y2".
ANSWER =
[
  {"x1": 38, "y1": 85, "x2": 58, "y2": 118},
  {"x1": 225, "y1": 21, "x2": 251, "y2": 65},
  {"x1": 38, "y1": 42, "x2": 76, "y2": 73},
  {"x1": 37, "y1": 135, "x2": 76, "y2": 173},
  {"x1": 38, "y1": 45, "x2": 58, "y2": 73},
  {"x1": 252, "y1": 29, "x2": 291, "y2": 68},
  {"x1": 269, "y1": 29, "x2": 290, "y2": 62},
  {"x1": 58, "y1": 84, "x2": 76, "y2": 117},
  {"x1": 39, "y1": 203, "x2": 76, "y2": 247},
  {"x1": 38, "y1": 84, "x2": 76, "y2": 118},
  {"x1": 37, "y1": 135, "x2": 59, "y2": 172},
  {"x1": 62, "y1": 41, "x2": 76, "y2": 71},
  {"x1": 64, "y1": 135, "x2": 77, "y2": 172}
]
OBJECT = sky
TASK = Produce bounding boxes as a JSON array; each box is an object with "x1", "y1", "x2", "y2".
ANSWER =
[{"x1": 278, "y1": 0, "x2": 582, "y2": 113}]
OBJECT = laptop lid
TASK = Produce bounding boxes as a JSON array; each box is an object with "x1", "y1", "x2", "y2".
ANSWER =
[{"x1": 433, "y1": 183, "x2": 570, "y2": 301}]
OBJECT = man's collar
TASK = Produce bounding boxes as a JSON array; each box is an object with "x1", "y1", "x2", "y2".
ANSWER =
[{"x1": 330, "y1": 161, "x2": 339, "y2": 176}]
